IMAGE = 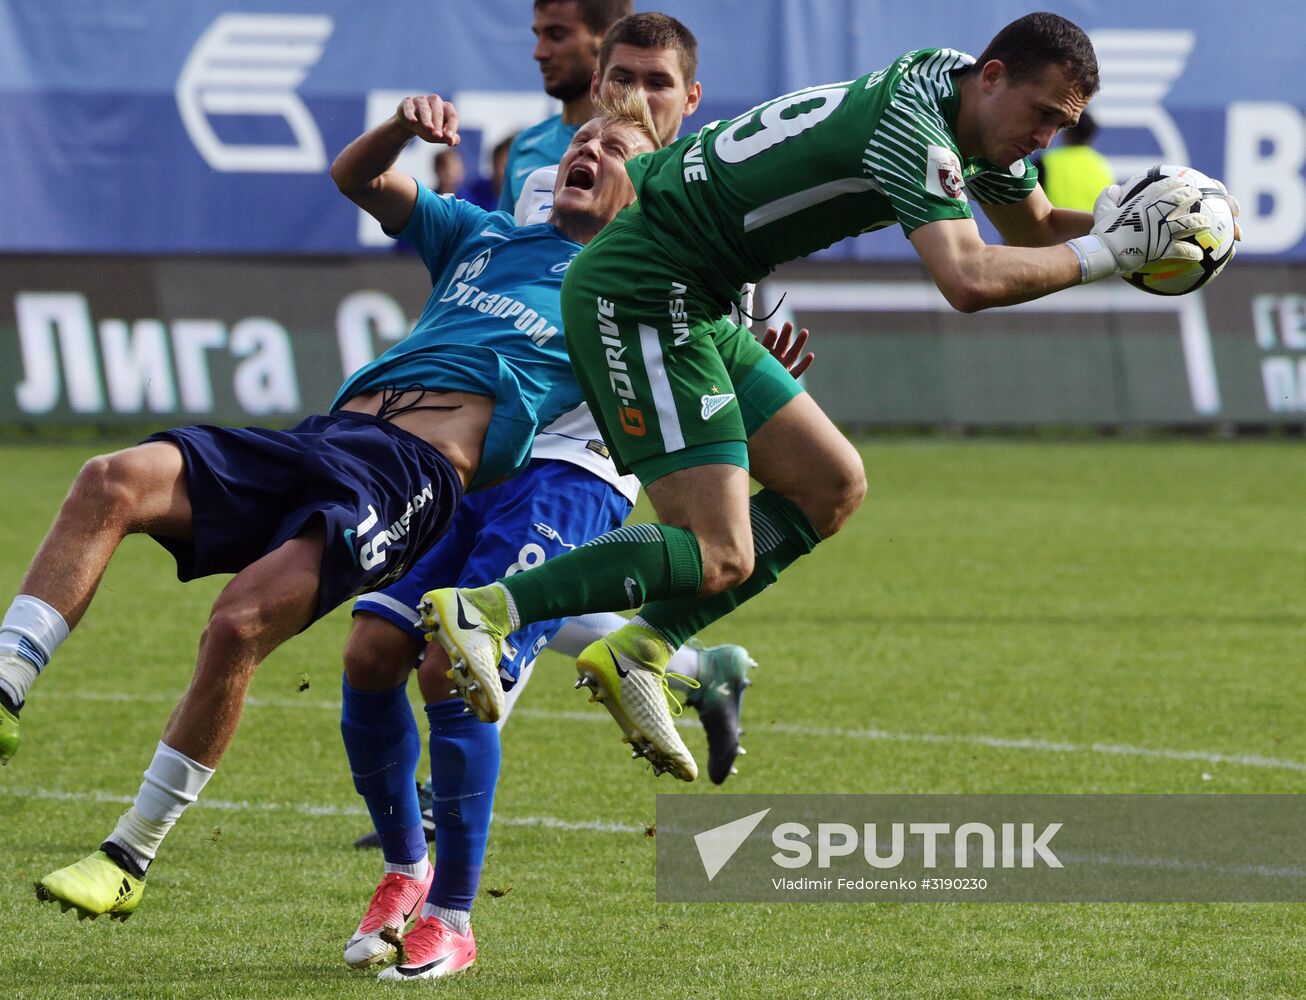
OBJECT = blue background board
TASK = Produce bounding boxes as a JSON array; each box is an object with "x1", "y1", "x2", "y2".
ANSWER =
[{"x1": 0, "y1": 1, "x2": 1302, "y2": 258}]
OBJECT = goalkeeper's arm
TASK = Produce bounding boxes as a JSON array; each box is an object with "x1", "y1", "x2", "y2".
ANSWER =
[
  {"x1": 910, "y1": 177, "x2": 1210, "y2": 312},
  {"x1": 982, "y1": 184, "x2": 1094, "y2": 247}
]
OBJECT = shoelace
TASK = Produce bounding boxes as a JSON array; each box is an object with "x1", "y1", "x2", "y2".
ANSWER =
[
  {"x1": 662, "y1": 671, "x2": 700, "y2": 717},
  {"x1": 401, "y1": 916, "x2": 455, "y2": 961},
  {"x1": 358, "y1": 873, "x2": 419, "y2": 933}
]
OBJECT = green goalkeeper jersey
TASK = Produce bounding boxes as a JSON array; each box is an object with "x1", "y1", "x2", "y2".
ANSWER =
[{"x1": 627, "y1": 47, "x2": 1038, "y2": 302}]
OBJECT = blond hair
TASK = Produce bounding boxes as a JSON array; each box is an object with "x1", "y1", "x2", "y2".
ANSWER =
[{"x1": 592, "y1": 87, "x2": 663, "y2": 151}]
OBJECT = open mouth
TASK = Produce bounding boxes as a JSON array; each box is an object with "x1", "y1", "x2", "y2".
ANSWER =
[{"x1": 564, "y1": 164, "x2": 595, "y2": 191}]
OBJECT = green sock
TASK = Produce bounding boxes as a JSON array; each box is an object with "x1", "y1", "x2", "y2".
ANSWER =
[
  {"x1": 638, "y1": 490, "x2": 821, "y2": 649},
  {"x1": 501, "y1": 523, "x2": 702, "y2": 625}
]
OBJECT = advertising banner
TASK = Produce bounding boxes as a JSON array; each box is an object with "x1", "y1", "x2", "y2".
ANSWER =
[
  {"x1": 1, "y1": 256, "x2": 1302, "y2": 429},
  {"x1": 0, "y1": 1, "x2": 1303, "y2": 259}
]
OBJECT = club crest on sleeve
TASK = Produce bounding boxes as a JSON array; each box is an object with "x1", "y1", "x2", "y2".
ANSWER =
[{"x1": 925, "y1": 144, "x2": 967, "y2": 202}]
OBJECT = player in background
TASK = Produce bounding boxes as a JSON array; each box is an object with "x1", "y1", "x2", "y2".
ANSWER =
[
  {"x1": 496, "y1": 12, "x2": 745, "y2": 747},
  {"x1": 1, "y1": 91, "x2": 658, "y2": 926},
  {"x1": 461, "y1": 133, "x2": 515, "y2": 211},
  {"x1": 433, "y1": 147, "x2": 466, "y2": 196},
  {"x1": 499, "y1": 0, "x2": 633, "y2": 213},
  {"x1": 424, "y1": 13, "x2": 1231, "y2": 781},
  {"x1": 512, "y1": 11, "x2": 701, "y2": 224}
]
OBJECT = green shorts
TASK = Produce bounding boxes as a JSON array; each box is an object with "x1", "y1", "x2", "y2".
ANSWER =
[{"x1": 560, "y1": 206, "x2": 802, "y2": 484}]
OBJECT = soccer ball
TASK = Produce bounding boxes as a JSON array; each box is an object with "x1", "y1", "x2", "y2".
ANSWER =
[{"x1": 1118, "y1": 165, "x2": 1237, "y2": 296}]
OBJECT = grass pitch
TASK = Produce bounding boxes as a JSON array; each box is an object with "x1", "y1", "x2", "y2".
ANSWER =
[{"x1": 1, "y1": 438, "x2": 1303, "y2": 998}]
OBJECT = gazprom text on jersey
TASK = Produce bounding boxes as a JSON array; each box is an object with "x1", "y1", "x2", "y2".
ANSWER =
[{"x1": 438, "y1": 278, "x2": 559, "y2": 347}]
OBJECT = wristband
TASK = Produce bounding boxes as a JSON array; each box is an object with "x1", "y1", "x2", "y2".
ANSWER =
[{"x1": 1066, "y1": 235, "x2": 1120, "y2": 284}]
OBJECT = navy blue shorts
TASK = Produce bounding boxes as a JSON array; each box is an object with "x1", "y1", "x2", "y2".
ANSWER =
[
  {"x1": 353, "y1": 458, "x2": 633, "y2": 687},
  {"x1": 147, "y1": 411, "x2": 462, "y2": 624}
]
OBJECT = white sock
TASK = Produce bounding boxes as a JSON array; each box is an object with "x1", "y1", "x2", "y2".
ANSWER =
[
  {"x1": 0, "y1": 595, "x2": 70, "y2": 704},
  {"x1": 666, "y1": 644, "x2": 701, "y2": 690},
  {"x1": 106, "y1": 742, "x2": 214, "y2": 869},
  {"x1": 422, "y1": 902, "x2": 470, "y2": 934},
  {"x1": 384, "y1": 856, "x2": 431, "y2": 880},
  {"x1": 0, "y1": 657, "x2": 37, "y2": 708},
  {"x1": 545, "y1": 612, "x2": 630, "y2": 657},
  {"x1": 548, "y1": 613, "x2": 698, "y2": 688}
]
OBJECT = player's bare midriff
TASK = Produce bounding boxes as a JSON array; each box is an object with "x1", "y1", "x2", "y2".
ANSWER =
[{"x1": 341, "y1": 389, "x2": 494, "y2": 488}]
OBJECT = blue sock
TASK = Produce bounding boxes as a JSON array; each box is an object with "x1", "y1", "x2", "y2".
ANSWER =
[
  {"x1": 425, "y1": 699, "x2": 501, "y2": 912},
  {"x1": 340, "y1": 675, "x2": 426, "y2": 866}
]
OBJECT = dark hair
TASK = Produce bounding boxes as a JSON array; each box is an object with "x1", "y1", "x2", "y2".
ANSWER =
[
  {"x1": 599, "y1": 12, "x2": 699, "y2": 84},
  {"x1": 971, "y1": 12, "x2": 1099, "y2": 98},
  {"x1": 534, "y1": 0, "x2": 633, "y2": 37}
]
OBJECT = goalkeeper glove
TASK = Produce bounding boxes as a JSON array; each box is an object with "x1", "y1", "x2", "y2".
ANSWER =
[
  {"x1": 1096, "y1": 173, "x2": 1244, "y2": 243},
  {"x1": 1068, "y1": 175, "x2": 1211, "y2": 283}
]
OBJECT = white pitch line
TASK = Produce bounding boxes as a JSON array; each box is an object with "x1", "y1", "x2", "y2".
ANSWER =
[
  {"x1": 753, "y1": 721, "x2": 1306, "y2": 775},
  {"x1": 0, "y1": 787, "x2": 643, "y2": 834},
  {"x1": 50, "y1": 690, "x2": 1306, "y2": 775},
  {"x1": 1056, "y1": 851, "x2": 1306, "y2": 881},
  {"x1": 65, "y1": 689, "x2": 342, "y2": 711},
  {"x1": 479, "y1": 711, "x2": 1306, "y2": 776}
]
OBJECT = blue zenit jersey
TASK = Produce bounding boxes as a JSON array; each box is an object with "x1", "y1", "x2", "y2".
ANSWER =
[
  {"x1": 333, "y1": 184, "x2": 584, "y2": 489},
  {"x1": 498, "y1": 115, "x2": 578, "y2": 213}
]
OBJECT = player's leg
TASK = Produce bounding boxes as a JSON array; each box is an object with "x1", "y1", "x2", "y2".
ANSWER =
[
  {"x1": 384, "y1": 461, "x2": 628, "y2": 980},
  {"x1": 339, "y1": 613, "x2": 431, "y2": 968},
  {"x1": 36, "y1": 415, "x2": 465, "y2": 920},
  {"x1": 636, "y1": 386, "x2": 867, "y2": 653},
  {"x1": 579, "y1": 388, "x2": 863, "y2": 781},
  {"x1": 339, "y1": 503, "x2": 477, "y2": 966},
  {"x1": 364, "y1": 648, "x2": 488, "y2": 982},
  {"x1": 518, "y1": 322, "x2": 856, "y2": 778},
  {"x1": 35, "y1": 522, "x2": 327, "y2": 920},
  {"x1": 378, "y1": 647, "x2": 486, "y2": 981},
  {"x1": 428, "y1": 514, "x2": 723, "y2": 776},
  {"x1": 555, "y1": 462, "x2": 749, "y2": 779},
  {"x1": 419, "y1": 451, "x2": 651, "y2": 726},
  {"x1": 747, "y1": 392, "x2": 867, "y2": 539},
  {"x1": 0, "y1": 442, "x2": 191, "y2": 763}
]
